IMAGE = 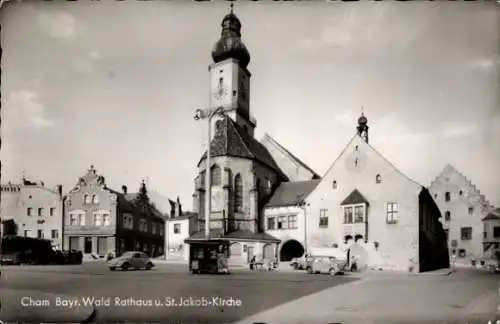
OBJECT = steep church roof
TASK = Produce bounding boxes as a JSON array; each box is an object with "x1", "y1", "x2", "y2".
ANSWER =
[
  {"x1": 265, "y1": 180, "x2": 321, "y2": 208},
  {"x1": 197, "y1": 116, "x2": 287, "y2": 180},
  {"x1": 261, "y1": 133, "x2": 321, "y2": 180}
]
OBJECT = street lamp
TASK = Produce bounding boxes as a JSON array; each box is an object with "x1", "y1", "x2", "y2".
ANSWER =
[{"x1": 194, "y1": 106, "x2": 231, "y2": 239}]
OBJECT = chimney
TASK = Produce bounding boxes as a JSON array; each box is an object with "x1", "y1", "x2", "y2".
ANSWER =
[
  {"x1": 122, "y1": 185, "x2": 127, "y2": 194},
  {"x1": 57, "y1": 185, "x2": 63, "y2": 197},
  {"x1": 175, "y1": 196, "x2": 181, "y2": 217}
]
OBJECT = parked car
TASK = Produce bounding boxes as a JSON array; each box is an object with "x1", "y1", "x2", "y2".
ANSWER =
[
  {"x1": 290, "y1": 257, "x2": 307, "y2": 270},
  {"x1": 305, "y1": 255, "x2": 346, "y2": 276},
  {"x1": 108, "y1": 251, "x2": 154, "y2": 271}
]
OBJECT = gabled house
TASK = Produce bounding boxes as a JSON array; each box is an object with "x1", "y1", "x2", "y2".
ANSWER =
[
  {"x1": 429, "y1": 164, "x2": 498, "y2": 260},
  {"x1": 301, "y1": 114, "x2": 449, "y2": 273},
  {"x1": 63, "y1": 165, "x2": 165, "y2": 259}
]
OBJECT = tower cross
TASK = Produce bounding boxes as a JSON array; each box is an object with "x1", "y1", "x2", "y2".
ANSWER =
[{"x1": 230, "y1": 1, "x2": 234, "y2": 13}]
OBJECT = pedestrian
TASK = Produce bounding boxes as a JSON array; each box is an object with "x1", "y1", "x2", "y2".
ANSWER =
[{"x1": 249, "y1": 256, "x2": 256, "y2": 271}]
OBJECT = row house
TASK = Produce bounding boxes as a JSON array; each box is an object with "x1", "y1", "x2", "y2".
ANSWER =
[{"x1": 0, "y1": 179, "x2": 63, "y2": 249}]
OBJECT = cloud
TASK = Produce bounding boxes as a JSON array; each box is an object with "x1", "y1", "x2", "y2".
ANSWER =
[
  {"x1": 294, "y1": 4, "x2": 430, "y2": 57},
  {"x1": 89, "y1": 50, "x2": 103, "y2": 60},
  {"x1": 440, "y1": 123, "x2": 478, "y2": 139},
  {"x1": 4, "y1": 90, "x2": 54, "y2": 133},
  {"x1": 72, "y1": 57, "x2": 94, "y2": 74},
  {"x1": 37, "y1": 12, "x2": 76, "y2": 39},
  {"x1": 334, "y1": 110, "x2": 356, "y2": 124},
  {"x1": 467, "y1": 58, "x2": 499, "y2": 71}
]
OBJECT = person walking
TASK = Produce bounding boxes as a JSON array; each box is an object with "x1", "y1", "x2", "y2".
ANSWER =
[{"x1": 249, "y1": 255, "x2": 256, "y2": 271}]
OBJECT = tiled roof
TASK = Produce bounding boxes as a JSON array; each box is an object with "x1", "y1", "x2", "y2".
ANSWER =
[
  {"x1": 185, "y1": 229, "x2": 280, "y2": 243},
  {"x1": 341, "y1": 189, "x2": 370, "y2": 206},
  {"x1": 261, "y1": 134, "x2": 321, "y2": 179},
  {"x1": 107, "y1": 189, "x2": 165, "y2": 220},
  {"x1": 265, "y1": 180, "x2": 321, "y2": 208},
  {"x1": 197, "y1": 117, "x2": 287, "y2": 180},
  {"x1": 483, "y1": 213, "x2": 500, "y2": 221}
]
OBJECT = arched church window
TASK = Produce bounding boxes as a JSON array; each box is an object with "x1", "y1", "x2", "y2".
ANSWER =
[
  {"x1": 375, "y1": 174, "x2": 382, "y2": 184},
  {"x1": 234, "y1": 174, "x2": 243, "y2": 213},
  {"x1": 211, "y1": 165, "x2": 221, "y2": 186}
]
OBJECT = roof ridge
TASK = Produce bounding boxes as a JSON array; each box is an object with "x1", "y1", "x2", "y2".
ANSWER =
[
  {"x1": 262, "y1": 133, "x2": 320, "y2": 177},
  {"x1": 227, "y1": 117, "x2": 255, "y2": 158}
]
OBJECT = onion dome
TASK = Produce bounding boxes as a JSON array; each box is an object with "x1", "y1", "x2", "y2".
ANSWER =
[{"x1": 211, "y1": 6, "x2": 251, "y2": 69}]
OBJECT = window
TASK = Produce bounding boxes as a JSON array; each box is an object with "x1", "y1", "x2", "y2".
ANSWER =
[
  {"x1": 211, "y1": 165, "x2": 221, "y2": 186},
  {"x1": 344, "y1": 207, "x2": 353, "y2": 224},
  {"x1": 332, "y1": 180, "x2": 337, "y2": 189},
  {"x1": 38, "y1": 208, "x2": 44, "y2": 217},
  {"x1": 152, "y1": 223, "x2": 157, "y2": 234},
  {"x1": 319, "y1": 209, "x2": 328, "y2": 227},
  {"x1": 468, "y1": 207, "x2": 474, "y2": 215},
  {"x1": 160, "y1": 225, "x2": 164, "y2": 236},
  {"x1": 27, "y1": 208, "x2": 32, "y2": 216},
  {"x1": 70, "y1": 214, "x2": 78, "y2": 225},
  {"x1": 266, "y1": 178, "x2": 272, "y2": 190},
  {"x1": 267, "y1": 217, "x2": 276, "y2": 230},
  {"x1": 24, "y1": 230, "x2": 29, "y2": 237},
  {"x1": 288, "y1": 215, "x2": 297, "y2": 229},
  {"x1": 386, "y1": 202, "x2": 398, "y2": 224},
  {"x1": 84, "y1": 194, "x2": 91, "y2": 204},
  {"x1": 494, "y1": 226, "x2": 500, "y2": 238},
  {"x1": 444, "y1": 211, "x2": 451, "y2": 221},
  {"x1": 79, "y1": 213, "x2": 86, "y2": 226},
  {"x1": 139, "y1": 219, "x2": 148, "y2": 232},
  {"x1": 451, "y1": 239, "x2": 458, "y2": 248},
  {"x1": 375, "y1": 174, "x2": 382, "y2": 184},
  {"x1": 122, "y1": 214, "x2": 133, "y2": 229},
  {"x1": 461, "y1": 227, "x2": 472, "y2": 240},
  {"x1": 484, "y1": 231, "x2": 487, "y2": 239},
  {"x1": 50, "y1": 207, "x2": 56, "y2": 216},
  {"x1": 92, "y1": 194, "x2": 99, "y2": 204},
  {"x1": 102, "y1": 213, "x2": 110, "y2": 226},
  {"x1": 37, "y1": 230, "x2": 43, "y2": 238},
  {"x1": 355, "y1": 145, "x2": 359, "y2": 151},
  {"x1": 174, "y1": 223, "x2": 181, "y2": 234},
  {"x1": 94, "y1": 214, "x2": 103, "y2": 226},
  {"x1": 354, "y1": 205, "x2": 364, "y2": 223},
  {"x1": 234, "y1": 174, "x2": 243, "y2": 213},
  {"x1": 277, "y1": 216, "x2": 288, "y2": 229},
  {"x1": 445, "y1": 192, "x2": 450, "y2": 202},
  {"x1": 51, "y1": 230, "x2": 59, "y2": 239}
]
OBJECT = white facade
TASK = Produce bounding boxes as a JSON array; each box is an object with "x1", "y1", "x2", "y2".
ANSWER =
[
  {"x1": 264, "y1": 206, "x2": 306, "y2": 255},
  {"x1": 429, "y1": 164, "x2": 494, "y2": 259},
  {"x1": 165, "y1": 217, "x2": 192, "y2": 260}
]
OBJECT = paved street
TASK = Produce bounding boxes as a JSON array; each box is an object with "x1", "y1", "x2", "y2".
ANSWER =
[
  {"x1": 1, "y1": 263, "x2": 499, "y2": 323},
  {"x1": 0, "y1": 262, "x2": 356, "y2": 323}
]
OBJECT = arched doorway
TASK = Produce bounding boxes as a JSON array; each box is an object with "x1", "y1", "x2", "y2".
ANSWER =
[{"x1": 279, "y1": 240, "x2": 304, "y2": 261}]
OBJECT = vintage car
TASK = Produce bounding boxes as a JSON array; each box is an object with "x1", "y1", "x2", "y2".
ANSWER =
[
  {"x1": 290, "y1": 257, "x2": 308, "y2": 270},
  {"x1": 305, "y1": 255, "x2": 347, "y2": 275},
  {"x1": 108, "y1": 251, "x2": 154, "y2": 271}
]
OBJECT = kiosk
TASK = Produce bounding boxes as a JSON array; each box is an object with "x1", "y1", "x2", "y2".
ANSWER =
[{"x1": 185, "y1": 239, "x2": 230, "y2": 274}]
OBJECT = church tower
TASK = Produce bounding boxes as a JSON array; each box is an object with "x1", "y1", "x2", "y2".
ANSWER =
[
  {"x1": 357, "y1": 113, "x2": 369, "y2": 143},
  {"x1": 209, "y1": 4, "x2": 255, "y2": 137}
]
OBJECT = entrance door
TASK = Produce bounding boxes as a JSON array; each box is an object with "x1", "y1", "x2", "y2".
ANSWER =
[
  {"x1": 247, "y1": 246, "x2": 254, "y2": 263},
  {"x1": 84, "y1": 237, "x2": 92, "y2": 253}
]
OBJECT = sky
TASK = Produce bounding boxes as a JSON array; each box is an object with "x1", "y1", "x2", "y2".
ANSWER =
[{"x1": 1, "y1": 0, "x2": 499, "y2": 209}]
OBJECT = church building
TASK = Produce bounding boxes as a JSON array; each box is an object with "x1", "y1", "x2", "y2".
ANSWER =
[{"x1": 185, "y1": 7, "x2": 321, "y2": 265}]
